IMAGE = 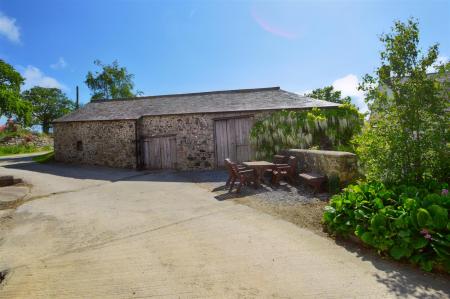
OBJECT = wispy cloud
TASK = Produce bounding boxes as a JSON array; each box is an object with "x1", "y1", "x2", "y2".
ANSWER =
[
  {"x1": 0, "y1": 12, "x2": 20, "y2": 43},
  {"x1": 332, "y1": 74, "x2": 367, "y2": 112},
  {"x1": 251, "y1": 8, "x2": 297, "y2": 39},
  {"x1": 21, "y1": 66, "x2": 67, "y2": 91},
  {"x1": 50, "y1": 57, "x2": 68, "y2": 70}
]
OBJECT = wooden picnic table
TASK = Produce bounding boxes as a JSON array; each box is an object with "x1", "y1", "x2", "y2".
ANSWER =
[{"x1": 242, "y1": 161, "x2": 274, "y2": 187}]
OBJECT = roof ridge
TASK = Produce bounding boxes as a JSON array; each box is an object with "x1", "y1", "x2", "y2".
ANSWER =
[{"x1": 90, "y1": 86, "x2": 281, "y2": 103}]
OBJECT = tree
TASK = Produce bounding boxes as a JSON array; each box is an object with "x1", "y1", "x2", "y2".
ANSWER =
[
  {"x1": 22, "y1": 87, "x2": 75, "y2": 133},
  {"x1": 0, "y1": 59, "x2": 32, "y2": 125},
  {"x1": 85, "y1": 60, "x2": 142, "y2": 100},
  {"x1": 306, "y1": 86, "x2": 351, "y2": 104},
  {"x1": 355, "y1": 18, "x2": 449, "y2": 184}
]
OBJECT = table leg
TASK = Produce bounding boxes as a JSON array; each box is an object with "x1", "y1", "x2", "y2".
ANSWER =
[{"x1": 254, "y1": 168, "x2": 262, "y2": 187}]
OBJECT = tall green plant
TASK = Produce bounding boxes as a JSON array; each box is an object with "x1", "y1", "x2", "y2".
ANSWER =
[
  {"x1": 250, "y1": 104, "x2": 363, "y2": 160},
  {"x1": 356, "y1": 18, "x2": 449, "y2": 184}
]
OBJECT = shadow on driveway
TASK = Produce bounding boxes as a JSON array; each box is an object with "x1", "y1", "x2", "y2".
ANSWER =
[
  {"x1": 333, "y1": 238, "x2": 450, "y2": 298},
  {"x1": 1, "y1": 156, "x2": 228, "y2": 184}
]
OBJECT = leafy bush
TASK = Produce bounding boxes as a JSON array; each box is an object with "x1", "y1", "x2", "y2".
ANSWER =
[
  {"x1": 0, "y1": 126, "x2": 33, "y2": 143},
  {"x1": 250, "y1": 104, "x2": 363, "y2": 160},
  {"x1": 0, "y1": 144, "x2": 52, "y2": 156},
  {"x1": 323, "y1": 181, "x2": 450, "y2": 272},
  {"x1": 356, "y1": 19, "x2": 449, "y2": 184}
]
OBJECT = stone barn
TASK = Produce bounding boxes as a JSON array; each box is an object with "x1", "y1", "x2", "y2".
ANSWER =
[{"x1": 53, "y1": 87, "x2": 338, "y2": 170}]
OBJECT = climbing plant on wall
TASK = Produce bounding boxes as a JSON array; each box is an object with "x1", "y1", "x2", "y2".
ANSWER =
[{"x1": 250, "y1": 103, "x2": 363, "y2": 160}]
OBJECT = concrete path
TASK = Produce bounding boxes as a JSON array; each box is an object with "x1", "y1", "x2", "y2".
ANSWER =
[{"x1": 0, "y1": 156, "x2": 448, "y2": 298}]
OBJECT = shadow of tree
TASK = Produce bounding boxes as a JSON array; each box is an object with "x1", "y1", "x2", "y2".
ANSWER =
[{"x1": 333, "y1": 237, "x2": 450, "y2": 298}]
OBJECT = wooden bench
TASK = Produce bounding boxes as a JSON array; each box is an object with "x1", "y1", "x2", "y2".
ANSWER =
[{"x1": 299, "y1": 172, "x2": 326, "y2": 194}]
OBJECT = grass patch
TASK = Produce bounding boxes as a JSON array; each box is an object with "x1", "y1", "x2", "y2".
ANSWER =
[
  {"x1": 0, "y1": 144, "x2": 53, "y2": 156},
  {"x1": 32, "y1": 151, "x2": 54, "y2": 163}
]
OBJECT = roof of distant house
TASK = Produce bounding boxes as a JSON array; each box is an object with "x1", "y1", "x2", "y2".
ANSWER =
[{"x1": 54, "y1": 87, "x2": 339, "y2": 123}]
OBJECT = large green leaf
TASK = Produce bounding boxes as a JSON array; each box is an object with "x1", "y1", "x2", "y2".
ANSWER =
[
  {"x1": 403, "y1": 198, "x2": 417, "y2": 210},
  {"x1": 411, "y1": 237, "x2": 428, "y2": 249},
  {"x1": 370, "y1": 214, "x2": 386, "y2": 231},
  {"x1": 427, "y1": 205, "x2": 448, "y2": 229},
  {"x1": 374, "y1": 198, "x2": 384, "y2": 209},
  {"x1": 390, "y1": 245, "x2": 408, "y2": 260},
  {"x1": 416, "y1": 208, "x2": 432, "y2": 227},
  {"x1": 355, "y1": 225, "x2": 365, "y2": 237},
  {"x1": 361, "y1": 232, "x2": 374, "y2": 245}
]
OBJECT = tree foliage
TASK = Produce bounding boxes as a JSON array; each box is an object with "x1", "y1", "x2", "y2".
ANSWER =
[
  {"x1": 306, "y1": 85, "x2": 351, "y2": 104},
  {"x1": 355, "y1": 18, "x2": 449, "y2": 184},
  {"x1": 250, "y1": 104, "x2": 364, "y2": 160},
  {"x1": 22, "y1": 87, "x2": 75, "y2": 133},
  {"x1": 85, "y1": 60, "x2": 142, "y2": 100},
  {"x1": 0, "y1": 59, "x2": 32, "y2": 125}
]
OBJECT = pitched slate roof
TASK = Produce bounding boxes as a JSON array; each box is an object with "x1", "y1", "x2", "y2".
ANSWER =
[{"x1": 54, "y1": 87, "x2": 339, "y2": 123}]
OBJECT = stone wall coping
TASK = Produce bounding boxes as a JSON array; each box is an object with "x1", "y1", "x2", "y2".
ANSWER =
[{"x1": 286, "y1": 149, "x2": 356, "y2": 157}]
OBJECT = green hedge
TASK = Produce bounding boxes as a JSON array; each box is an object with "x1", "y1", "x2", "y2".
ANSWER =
[
  {"x1": 323, "y1": 181, "x2": 449, "y2": 272},
  {"x1": 0, "y1": 144, "x2": 52, "y2": 156}
]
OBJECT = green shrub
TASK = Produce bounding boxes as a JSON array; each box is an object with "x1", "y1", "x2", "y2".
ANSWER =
[
  {"x1": 323, "y1": 181, "x2": 450, "y2": 272},
  {"x1": 0, "y1": 144, "x2": 52, "y2": 156}
]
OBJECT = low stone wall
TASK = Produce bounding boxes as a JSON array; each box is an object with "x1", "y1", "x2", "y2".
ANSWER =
[
  {"x1": 0, "y1": 135, "x2": 53, "y2": 148},
  {"x1": 282, "y1": 149, "x2": 358, "y2": 184}
]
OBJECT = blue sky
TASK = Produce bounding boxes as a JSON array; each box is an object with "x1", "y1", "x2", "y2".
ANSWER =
[{"x1": 0, "y1": 0, "x2": 449, "y2": 112}]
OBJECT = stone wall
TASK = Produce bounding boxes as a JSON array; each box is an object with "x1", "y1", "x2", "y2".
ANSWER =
[
  {"x1": 282, "y1": 149, "x2": 358, "y2": 184},
  {"x1": 54, "y1": 120, "x2": 136, "y2": 168},
  {"x1": 0, "y1": 135, "x2": 53, "y2": 148},
  {"x1": 139, "y1": 111, "x2": 271, "y2": 170}
]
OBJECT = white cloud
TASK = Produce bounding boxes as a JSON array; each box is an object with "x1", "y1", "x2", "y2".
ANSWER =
[
  {"x1": 50, "y1": 57, "x2": 68, "y2": 70},
  {"x1": 427, "y1": 55, "x2": 448, "y2": 73},
  {"x1": 21, "y1": 66, "x2": 67, "y2": 91},
  {"x1": 332, "y1": 74, "x2": 367, "y2": 112},
  {"x1": 0, "y1": 12, "x2": 20, "y2": 43}
]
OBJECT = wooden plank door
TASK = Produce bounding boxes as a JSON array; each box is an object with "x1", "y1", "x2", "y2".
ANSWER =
[
  {"x1": 215, "y1": 120, "x2": 229, "y2": 167},
  {"x1": 214, "y1": 117, "x2": 253, "y2": 167},
  {"x1": 160, "y1": 136, "x2": 177, "y2": 169},
  {"x1": 234, "y1": 117, "x2": 252, "y2": 162},
  {"x1": 142, "y1": 136, "x2": 176, "y2": 169}
]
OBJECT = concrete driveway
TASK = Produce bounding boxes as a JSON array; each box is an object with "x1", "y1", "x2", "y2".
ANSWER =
[{"x1": 0, "y1": 155, "x2": 448, "y2": 298}]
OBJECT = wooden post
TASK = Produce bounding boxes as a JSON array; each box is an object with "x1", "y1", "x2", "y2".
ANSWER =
[{"x1": 76, "y1": 86, "x2": 79, "y2": 109}]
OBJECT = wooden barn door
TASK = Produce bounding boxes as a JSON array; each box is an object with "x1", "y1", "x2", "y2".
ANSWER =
[
  {"x1": 142, "y1": 136, "x2": 176, "y2": 169},
  {"x1": 215, "y1": 117, "x2": 253, "y2": 167}
]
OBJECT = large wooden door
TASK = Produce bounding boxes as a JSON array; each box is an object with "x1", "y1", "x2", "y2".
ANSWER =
[
  {"x1": 215, "y1": 117, "x2": 253, "y2": 167},
  {"x1": 142, "y1": 136, "x2": 176, "y2": 169}
]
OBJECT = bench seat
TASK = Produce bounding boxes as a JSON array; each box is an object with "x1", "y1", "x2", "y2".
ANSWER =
[{"x1": 299, "y1": 172, "x2": 326, "y2": 193}]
